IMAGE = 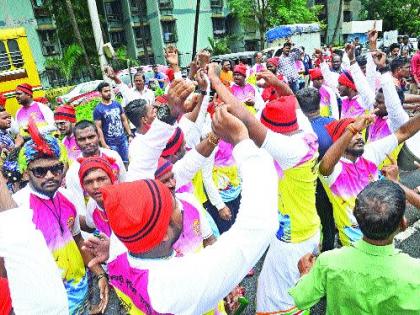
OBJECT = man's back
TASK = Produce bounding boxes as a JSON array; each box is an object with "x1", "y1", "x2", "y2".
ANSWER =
[{"x1": 290, "y1": 240, "x2": 420, "y2": 314}]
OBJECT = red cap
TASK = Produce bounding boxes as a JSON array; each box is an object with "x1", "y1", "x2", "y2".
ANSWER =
[
  {"x1": 154, "y1": 157, "x2": 173, "y2": 179},
  {"x1": 266, "y1": 57, "x2": 279, "y2": 68},
  {"x1": 325, "y1": 118, "x2": 355, "y2": 142},
  {"x1": 338, "y1": 71, "x2": 357, "y2": 91},
  {"x1": 54, "y1": 104, "x2": 76, "y2": 123},
  {"x1": 260, "y1": 96, "x2": 299, "y2": 134},
  {"x1": 161, "y1": 127, "x2": 184, "y2": 158},
  {"x1": 0, "y1": 94, "x2": 6, "y2": 107},
  {"x1": 78, "y1": 155, "x2": 117, "y2": 187},
  {"x1": 233, "y1": 64, "x2": 247, "y2": 77},
  {"x1": 102, "y1": 179, "x2": 174, "y2": 254},
  {"x1": 16, "y1": 83, "x2": 33, "y2": 96},
  {"x1": 309, "y1": 68, "x2": 323, "y2": 81}
]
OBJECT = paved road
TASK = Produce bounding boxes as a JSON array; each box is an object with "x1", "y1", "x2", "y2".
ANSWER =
[{"x1": 91, "y1": 170, "x2": 419, "y2": 314}]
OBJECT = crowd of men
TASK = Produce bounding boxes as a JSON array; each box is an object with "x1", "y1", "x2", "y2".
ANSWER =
[{"x1": 0, "y1": 28, "x2": 420, "y2": 315}]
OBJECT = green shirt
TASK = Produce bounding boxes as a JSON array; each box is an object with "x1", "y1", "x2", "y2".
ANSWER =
[{"x1": 289, "y1": 240, "x2": 420, "y2": 314}]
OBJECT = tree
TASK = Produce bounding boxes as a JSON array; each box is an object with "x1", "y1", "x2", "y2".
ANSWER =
[
  {"x1": 360, "y1": 0, "x2": 420, "y2": 35},
  {"x1": 63, "y1": 0, "x2": 95, "y2": 78},
  {"x1": 208, "y1": 37, "x2": 231, "y2": 55},
  {"x1": 111, "y1": 46, "x2": 140, "y2": 70},
  {"x1": 227, "y1": 0, "x2": 321, "y2": 49},
  {"x1": 45, "y1": 44, "x2": 83, "y2": 84}
]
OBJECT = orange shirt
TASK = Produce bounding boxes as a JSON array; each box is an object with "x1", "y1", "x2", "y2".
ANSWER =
[{"x1": 220, "y1": 70, "x2": 233, "y2": 87}]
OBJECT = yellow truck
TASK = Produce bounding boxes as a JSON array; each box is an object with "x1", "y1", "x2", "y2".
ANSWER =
[{"x1": 0, "y1": 27, "x2": 45, "y2": 116}]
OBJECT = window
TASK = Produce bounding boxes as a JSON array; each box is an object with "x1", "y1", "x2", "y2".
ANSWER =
[
  {"x1": 105, "y1": 1, "x2": 123, "y2": 23},
  {"x1": 110, "y1": 31, "x2": 126, "y2": 46},
  {"x1": 39, "y1": 30, "x2": 59, "y2": 56},
  {"x1": 0, "y1": 42, "x2": 11, "y2": 71},
  {"x1": 159, "y1": 0, "x2": 173, "y2": 10},
  {"x1": 7, "y1": 40, "x2": 24, "y2": 68},
  {"x1": 210, "y1": 0, "x2": 223, "y2": 7},
  {"x1": 131, "y1": 0, "x2": 147, "y2": 13},
  {"x1": 343, "y1": 10, "x2": 352, "y2": 22},
  {"x1": 161, "y1": 21, "x2": 177, "y2": 43},
  {"x1": 134, "y1": 26, "x2": 152, "y2": 47},
  {"x1": 212, "y1": 18, "x2": 225, "y2": 36}
]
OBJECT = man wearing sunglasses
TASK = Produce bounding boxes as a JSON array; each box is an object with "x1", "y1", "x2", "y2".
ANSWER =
[{"x1": 12, "y1": 126, "x2": 109, "y2": 314}]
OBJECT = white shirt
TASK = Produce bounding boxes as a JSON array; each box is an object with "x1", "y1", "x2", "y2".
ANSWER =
[
  {"x1": 65, "y1": 147, "x2": 127, "y2": 213},
  {"x1": 118, "y1": 83, "x2": 155, "y2": 107},
  {"x1": 109, "y1": 139, "x2": 278, "y2": 314},
  {"x1": 0, "y1": 207, "x2": 68, "y2": 314}
]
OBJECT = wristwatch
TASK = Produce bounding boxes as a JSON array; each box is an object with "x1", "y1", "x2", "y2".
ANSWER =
[{"x1": 156, "y1": 104, "x2": 177, "y2": 125}]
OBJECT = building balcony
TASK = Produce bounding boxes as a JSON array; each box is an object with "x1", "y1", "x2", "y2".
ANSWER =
[
  {"x1": 163, "y1": 32, "x2": 177, "y2": 43},
  {"x1": 159, "y1": 0, "x2": 173, "y2": 10},
  {"x1": 136, "y1": 38, "x2": 152, "y2": 48},
  {"x1": 210, "y1": 0, "x2": 223, "y2": 7},
  {"x1": 132, "y1": 14, "x2": 148, "y2": 26},
  {"x1": 107, "y1": 15, "x2": 123, "y2": 29},
  {"x1": 213, "y1": 29, "x2": 226, "y2": 37},
  {"x1": 36, "y1": 16, "x2": 56, "y2": 30},
  {"x1": 41, "y1": 42, "x2": 60, "y2": 56}
]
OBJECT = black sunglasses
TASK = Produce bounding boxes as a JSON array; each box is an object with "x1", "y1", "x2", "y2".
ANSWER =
[{"x1": 29, "y1": 163, "x2": 64, "y2": 178}]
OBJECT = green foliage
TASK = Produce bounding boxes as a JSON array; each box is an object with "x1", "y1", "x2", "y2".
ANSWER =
[
  {"x1": 45, "y1": 44, "x2": 83, "y2": 83},
  {"x1": 44, "y1": 0, "x2": 99, "y2": 69},
  {"x1": 227, "y1": 0, "x2": 320, "y2": 48},
  {"x1": 111, "y1": 46, "x2": 140, "y2": 71},
  {"x1": 360, "y1": 0, "x2": 420, "y2": 35},
  {"x1": 207, "y1": 37, "x2": 231, "y2": 55},
  {"x1": 75, "y1": 97, "x2": 100, "y2": 122}
]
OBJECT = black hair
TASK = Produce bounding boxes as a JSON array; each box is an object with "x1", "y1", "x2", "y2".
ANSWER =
[
  {"x1": 239, "y1": 57, "x2": 248, "y2": 65},
  {"x1": 354, "y1": 180, "x2": 406, "y2": 240},
  {"x1": 97, "y1": 81, "x2": 110, "y2": 93},
  {"x1": 73, "y1": 120, "x2": 98, "y2": 136},
  {"x1": 295, "y1": 87, "x2": 320, "y2": 114},
  {"x1": 390, "y1": 57, "x2": 409, "y2": 73},
  {"x1": 389, "y1": 43, "x2": 400, "y2": 52},
  {"x1": 152, "y1": 64, "x2": 158, "y2": 68},
  {"x1": 125, "y1": 99, "x2": 148, "y2": 128},
  {"x1": 222, "y1": 59, "x2": 231, "y2": 66},
  {"x1": 283, "y1": 42, "x2": 292, "y2": 48},
  {"x1": 356, "y1": 55, "x2": 367, "y2": 67},
  {"x1": 133, "y1": 71, "x2": 146, "y2": 81}
]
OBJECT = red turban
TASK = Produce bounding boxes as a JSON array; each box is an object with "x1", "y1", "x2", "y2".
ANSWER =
[
  {"x1": 54, "y1": 104, "x2": 76, "y2": 123},
  {"x1": 155, "y1": 157, "x2": 173, "y2": 179},
  {"x1": 325, "y1": 118, "x2": 355, "y2": 142},
  {"x1": 102, "y1": 179, "x2": 174, "y2": 254},
  {"x1": 266, "y1": 57, "x2": 279, "y2": 68},
  {"x1": 233, "y1": 64, "x2": 247, "y2": 77},
  {"x1": 260, "y1": 96, "x2": 299, "y2": 134},
  {"x1": 0, "y1": 94, "x2": 6, "y2": 107},
  {"x1": 162, "y1": 127, "x2": 184, "y2": 158},
  {"x1": 78, "y1": 155, "x2": 117, "y2": 187},
  {"x1": 33, "y1": 97, "x2": 49, "y2": 104},
  {"x1": 16, "y1": 83, "x2": 33, "y2": 96},
  {"x1": 338, "y1": 71, "x2": 357, "y2": 91},
  {"x1": 309, "y1": 68, "x2": 323, "y2": 81}
]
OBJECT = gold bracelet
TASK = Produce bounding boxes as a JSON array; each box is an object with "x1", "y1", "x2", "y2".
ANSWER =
[{"x1": 207, "y1": 133, "x2": 220, "y2": 146}]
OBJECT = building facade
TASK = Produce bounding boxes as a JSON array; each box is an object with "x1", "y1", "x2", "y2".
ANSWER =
[
  {"x1": 313, "y1": 0, "x2": 361, "y2": 44},
  {"x1": 0, "y1": 0, "x2": 61, "y2": 87},
  {"x1": 100, "y1": 0, "x2": 260, "y2": 66}
]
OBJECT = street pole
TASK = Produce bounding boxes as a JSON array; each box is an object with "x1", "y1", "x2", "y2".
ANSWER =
[
  {"x1": 87, "y1": 0, "x2": 108, "y2": 79},
  {"x1": 192, "y1": 0, "x2": 201, "y2": 61}
]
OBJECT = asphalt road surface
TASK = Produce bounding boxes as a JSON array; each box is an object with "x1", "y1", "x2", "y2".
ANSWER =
[{"x1": 90, "y1": 169, "x2": 419, "y2": 314}]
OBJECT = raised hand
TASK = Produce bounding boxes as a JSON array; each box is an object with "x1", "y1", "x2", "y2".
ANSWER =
[
  {"x1": 195, "y1": 68, "x2": 208, "y2": 91},
  {"x1": 345, "y1": 43, "x2": 355, "y2": 61},
  {"x1": 373, "y1": 51, "x2": 387, "y2": 69},
  {"x1": 352, "y1": 112, "x2": 376, "y2": 132},
  {"x1": 211, "y1": 104, "x2": 249, "y2": 145},
  {"x1": 165, "y1": 45, "x2": 179, "y2": 66},
  {"x1": 167, "y1": 79, "x2": 196, "y2": 117},
  {"x1": 257, "y1": 70, "x2": 281, "y2": 86},
  {"x1": 197, "y1": 49, "x2": 211, "y2": 69}
]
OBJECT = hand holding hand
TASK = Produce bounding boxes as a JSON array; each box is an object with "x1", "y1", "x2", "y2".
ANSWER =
[
  {"x1": 167, "y1": 79, "x2": 196, "y2": 117},
  {"x1": 211, "y1": 105, "x2": 249, "y2": 145},
  {"x1": 82, "y1": 234, "x2": 110, "y2": 268}
]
